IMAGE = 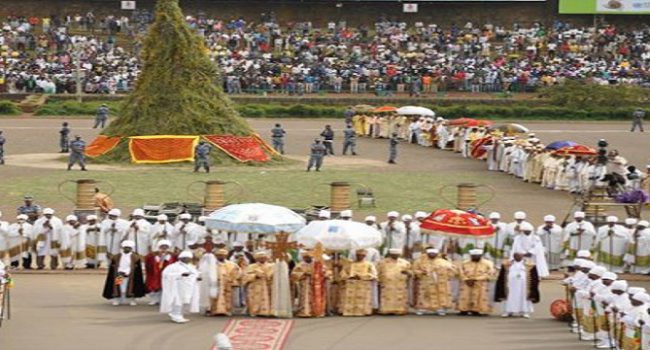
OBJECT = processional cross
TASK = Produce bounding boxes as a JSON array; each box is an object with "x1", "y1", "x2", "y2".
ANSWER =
[{"x1": 266, "y1": 232, "x2": 298, "y2": 262}]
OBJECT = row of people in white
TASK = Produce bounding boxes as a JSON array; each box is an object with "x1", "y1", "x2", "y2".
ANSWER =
[{"x1": 565, "y1": 256, "x2": 650, "y2": 349}]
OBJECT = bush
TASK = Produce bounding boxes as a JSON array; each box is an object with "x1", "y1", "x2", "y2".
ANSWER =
[
  {"x1": 35, "y1": 100, "x2": 122, "y2": 116},
  {"x1": 539, "y1": 81, "x2": 650, "y2": 109},
  {"x1": 0, "y1": 100, "x2": 21, "y2": 115}
]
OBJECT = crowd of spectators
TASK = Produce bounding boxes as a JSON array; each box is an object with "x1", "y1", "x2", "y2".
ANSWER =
[{"x1": 0, "y1": 11, "x2": 649, "y2": 95}]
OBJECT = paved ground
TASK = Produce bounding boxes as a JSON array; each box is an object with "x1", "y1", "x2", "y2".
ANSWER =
[
  {"x1": 0, "y1": 117, "x2": 649, "y2": 349},
  {"x1": 0, "y1": 273, "x2": 623, "y2": 350}
]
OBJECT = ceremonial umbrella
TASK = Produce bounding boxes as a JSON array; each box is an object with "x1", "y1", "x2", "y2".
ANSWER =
[
  {"x1": 295, "y1": 220, "x2": 383, "y2": 251},
  {"x1": 545, "y1": 140, "x2": 577, "y2": 151},
  {"x1": 396, "y1": 106, "x2": 435, "y2": 117},
  {"x1": 419, "y1": 209, "x2": 495, "y2": 238},
  {"x1": 204, "y1": 203, "x2": 306, "y2": 234},
  {"x1": 466, "y1": 119, "x2": 494, "y2": 127},
  {"x1": 373, "y1": 105, "x2": 398, "y2": 113},
  {"x1": 490, "y1": 123, "x2": 530, "y2": 136},
  {"x1": 447, "y1": 117, "x2": 476, "y2": 126},
  {"x1": 553, "y1": 144, "x2": 597, "y2": 156}
]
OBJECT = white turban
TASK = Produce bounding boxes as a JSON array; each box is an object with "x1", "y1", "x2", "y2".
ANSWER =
[
  {"x1": 520, "y1": 222, "x2": 534, "y2": 232},
  {"x1": 574, "y1": 211, "x2": 586, "y2": 218},
  {"x1": 178, "y1": 250, "x2": 193, "y2": 259},
  {"x1": 387, "y1": 211, "x2": 399, "y2": 218},
  {"x1": 43, "y1": 208, "x2": 55, "y2": 215},
  {"x1": 16, "y1": 214, "x2": 28, "y2": 220},
  {"x1": 469, "y1": 249, "x2": 483, "y2": 255},
  {"x1": 65, "y1": 215, "x2": 78, "y2": 222},
  {"x1": 606, "y1": 216, "x2": 618, "y2": 223},
  {"x1": 514, "y1": 211, "x2": 526, "y2": 220},
  {"x1": 589, "y1": 266, "x2": 607, "y2": 277},
  {"x1": 340, "y1": 210, "x2": 352, "y2": 218},
  {"x1": 156, "y1": 240, "x2": 172, "y2": 249},
  {"x1": 611, "y1": 280, "x2": 628, "y2": 291},
  {"x1": 543, "y1": 215, "x2": 556, "y2": 222},
  {"x1": 318, "y1": 210, "x2": 331, "y2": 219},
  {"x1": 625, "y1": 218, "x2": 638, "y2": 226},
  {"x1": 489, "y1": 212, "x2": 501, "y2": 220},
  {"x1": 108, "y1": 208, "x2": 121, "y2": 216},
  {"x1": 633, "y1": 292, "x2": 650, "y2": 303},
  {"x1": 602, "y1": 272, "x2": 617, "y2": 281},
  {"x1": 179, "y1": 213, "x2": 192, "y2": 220},
  {"x1": 87, "y1": 215, "x2": 98, "y2": 221},
  {"x1": 121, "y1": 240, "x2": 135, "y2": 248},
  {"x1": 415, "y1": 211, "x2": 427, "y2": 219},
  {"x1": 426, "y1": 248, "x2": 439, "y2": 254},
  {"x1": 198, "y1": 216, "x2": 207, "y2": 223},
  {"x1": 388, "y1": 248, "x2": 402, "y2": 255},
  {"x1": 364, "y1": 216, "x2": 376, "y2": 222},
  {"x1": 402, "y1": 214, "x2": 413, "y2": 221},
  {"x1": 132, "y1": 208, "x2": 145, "y2": 217},
  {"x1": 157, "y1": 214, "x2": 168, "y2": 221},
  {"x1": 577, "y1": 250, "x2": 592, "y2": 259},
  {"x1": 639, "y1": 221, "x2": 650, "y2": 228}
]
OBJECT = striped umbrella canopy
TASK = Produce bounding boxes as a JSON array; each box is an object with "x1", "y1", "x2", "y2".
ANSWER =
[{"x1": 420, "y1": 209, "x2": 495, "y2": 238}]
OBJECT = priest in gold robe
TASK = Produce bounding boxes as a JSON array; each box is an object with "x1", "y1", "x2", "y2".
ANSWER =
[
  {"x1": 377, "y1": 248, "x2": 411, "y2": 315},
  {"x1": 206, "y1": 249, "x2": 241, "y2": 316},
  {"x1": 291, "y1": 251, "x2": 331, "y2": 317},
  {"x1": 242, "y1": 251, "x2": 274, "y2": 316},
  {"x1": 413, "y1": 248, "x2": 458, "y2": 316},
  {"x1": 457, "y1": 249, "x2": 496, "y2": 316},
  {"x1": 339, "y1": 249, "x2": 378, "y2": 316}
]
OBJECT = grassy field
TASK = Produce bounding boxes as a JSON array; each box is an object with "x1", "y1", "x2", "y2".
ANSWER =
[{"x1": 0, "y1": 166, "x2": 488, "y2": 216}]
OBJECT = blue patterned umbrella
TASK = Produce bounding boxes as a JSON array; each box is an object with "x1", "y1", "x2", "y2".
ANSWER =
[{"x1": 545, "y1": 141, "x2": 577, "y2": 150}]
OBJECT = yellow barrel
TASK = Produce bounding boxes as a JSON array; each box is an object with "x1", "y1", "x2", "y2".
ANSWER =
[
  {"x1": 76, "y1": 179, "x2": 97, "y2": 210},
  {"x1": 457, "y1": 183, "x2": 477, "y2": 210},
  {"x1": 205, "y1": 180, "x2": 226, "y2": 211},
  {"x1": 330, "y1": 182, "x2": 350, "y2": 212}
]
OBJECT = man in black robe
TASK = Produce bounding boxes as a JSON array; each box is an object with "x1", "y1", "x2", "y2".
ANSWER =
[{"x1": 102, "y1": 240, "x2": 146, "y2": 306}]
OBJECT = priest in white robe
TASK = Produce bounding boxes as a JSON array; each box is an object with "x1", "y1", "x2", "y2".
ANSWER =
[
  {"x1": 32, "y1": 208, "x2": 64, "y2": 270},
  {"x1": 380, "y1": 211, "x2": 406, "y2": 256},
  {"x1": 562, "y1": 211, "x2": 596, "y2": 265},
  {"x1": 172, "y1": 213, "x2": 201, "y2": 252},
  {"x1": 100, "y1": 208, "x2": 129, "y2": 261},
  {"x1": 6, "y1": 214, "x2": 33, "y2": 269},
  {"x1": 150, "y1": 214, "x2": 175, "y2": 251},
  {"x1": 125, "y1": 209, "x2": 152, "y2": 256},
  {"x1": 536, "y1": 215, "x2": 563, "y2": 271},
  {"x1": 595, "y1": 216, "x2": 629, "y2": 273},
  {"x1": 486, "y1": 212, "x2": 509, "y2": 267},
  {"x1": 625, "y1": 220, "x2": 650, "y2": 274},
  {"x1": 83, "y1": 215, "x2": 104, "y2": 269},
  {"x1": 510, "y1": 223, "x2": 549, "y2": 277},
  {"x1": 160, "y1": 250, "x2": 201, "y2": 323}
]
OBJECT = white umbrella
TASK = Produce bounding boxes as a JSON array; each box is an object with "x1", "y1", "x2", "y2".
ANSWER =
[
  {"x1": 396, "y1": 106, "x2": 435, "y2": 117},
  {"x1": 295, "y1": 220, "x2": 383, "y2": 251},
  {"x1": 205, "y1": 203, "x2": 306, "y2": 234}
]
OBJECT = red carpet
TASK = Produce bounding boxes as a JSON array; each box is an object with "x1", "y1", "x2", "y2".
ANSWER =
[{"x1": 219, "y1": 319, "x2": 293, "y2": 350}]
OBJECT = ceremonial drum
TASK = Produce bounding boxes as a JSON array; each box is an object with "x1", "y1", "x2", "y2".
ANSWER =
[{"x1": 550, "y1": 299, "x2": 573, "y2": 322}]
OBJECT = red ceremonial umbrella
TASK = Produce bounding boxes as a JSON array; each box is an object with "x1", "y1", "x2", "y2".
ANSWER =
[
  {"x1": 470, "y1": 136, "x2": 493, "y2": 159},
  {"x1": 447, "y1": 117, "x2": 476, "y2": 126},
  {"x1": 373, "y1": 106, "x2": 397, "y2": 113},
  {"x1": 419, "y1": 209, "x2": 495, "y2": 238},
  {"x1": 553, "y1": 144, "x2": 597, "y2": 156},
  {"x1": 466, "y1": 119, "x2": 494, "y2": 127}
]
